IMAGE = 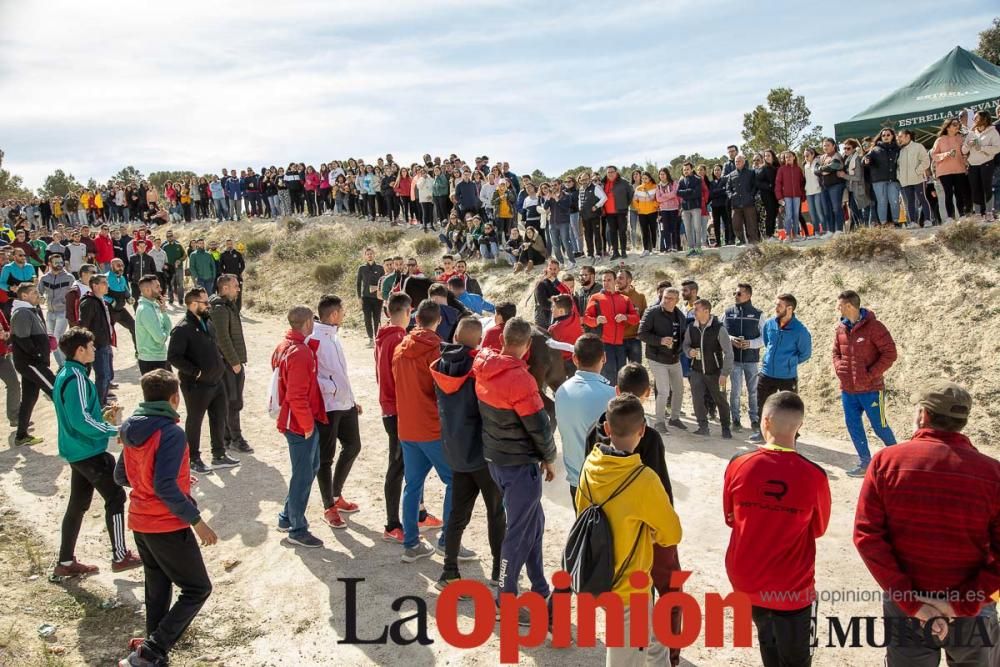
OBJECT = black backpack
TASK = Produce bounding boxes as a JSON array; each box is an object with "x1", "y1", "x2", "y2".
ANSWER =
[{"x1": 562, "y1": 463, "x2": 646, "y2": 594}]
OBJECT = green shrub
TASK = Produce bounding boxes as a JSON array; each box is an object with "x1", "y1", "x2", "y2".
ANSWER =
[
  {"x1": 284, "y1": 217, "x2": 305, "y2": 233},
  {"x1": 412, "y1": 235, "x2": 441, "y2": 256},
  {"x1": 731, "y1": 242, "x2": 797, "y2": 274},
  {"x1": 243, "y1": 237, "x2": 272, "y2": 258},
  {"x1": 313, "y1": 262, "x2": 345, "y2": 284},
  {"x1": 825, "y1": 227, "x2": 905, "y2": 261},
  {"x1": 936, "y1": 220, "x2": 1000, "y2": 259}
]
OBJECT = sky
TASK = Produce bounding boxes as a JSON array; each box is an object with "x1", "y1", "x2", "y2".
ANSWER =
[{"x1": 0, "y1": 0, "x2": 996, "y2": 192}]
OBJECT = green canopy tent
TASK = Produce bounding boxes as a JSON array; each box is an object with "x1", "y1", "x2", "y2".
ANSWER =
[{"x1": 835, "y1": 46, "x2": 1000, "y2": 144}]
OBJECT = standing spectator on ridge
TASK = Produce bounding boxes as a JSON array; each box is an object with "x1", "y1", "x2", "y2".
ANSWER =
[
  {"x1": 833, "y1": 290, "x2": 897, "y2": 477},
  {"x1": 210, "y1": 275, "x2": 252, "y2": 455},
  {"x1": 896, "y1": 130, "x2": 933, "y2": 228},
  {"x1": 775, "y1": 152, "x2": 806, "y2": 241},
  {"x1": 615, "y1": 269, "x2": 646, "y2": 365},
  {"x1": 188, "y1": 240, "x2": 217, "y2": 296},
  {"x1": 864, "y1": 128, "x2": 902, "y2": 226},
  {"x1": 356, "y1": 247, "x2": 384, "y2": 348},
  {"x1": 638, "y1": 284, "x2": 687, "y2": 431},
  {"x1": 726, "y1": 155, "x2": 759, "y2": 245},
  {"x1": 601, "y1": 166, "x2": 632, "y2": 260},
  {"x1": 453, "y1": 168, "x2": 480, "y2": 220},
  {"x1": 134, "y1": 275, "x2": 171, "y2": 375},
  {"x1": 52, "y1": 327, "x2": 140, "y2": 578},
  {"x1": 724, "y1": 283, "x2": 764, "y2": 434},
  {"x1": 10, "y1": 283, "x2": 54, "y2": 447},
  {"x1": 219, "y1": 240, "x2": 245, "y2": 311},
  {"x1": 577, "y1": 171, "x2": 607, "y2": 259},
  {"x1": 582, "y1": 269, "x2": 639, "y2": 386},
  {"x1": 725, "y1": 391, "x2": 830, "y2": 667},
  {"x1": 474, "y1": 316, "x2": 556, "y2": 609},
  {"x1": 962, "y1": 110, "x2": 1000, "y2": 220},
  {"x1": 168, "y1": 288, "x2": 240, "y2": 475},
  {"x1": 683, "y1": 298, "x2": 734, "y2": 439},
  {"x1": 854, "y1": 381, "x2": 1000, "y2": 666},
  {"x1": 678, "y1": 162, "x2": 705, "y2": 255},
  {"x1": 272, "y1": 305, "x2": 328, "y2": 548},
  {"x1": 749, "y1": 293, "x2": 812, "y2": 444},
  {"x1": 307, "y1": 295, "x2": 364, "y2": 531}
]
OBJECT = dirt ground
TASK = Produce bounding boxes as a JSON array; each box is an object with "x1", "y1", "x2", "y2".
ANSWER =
[{"x1": 1, "y1": 297, "x2": 959, "y2": 667}]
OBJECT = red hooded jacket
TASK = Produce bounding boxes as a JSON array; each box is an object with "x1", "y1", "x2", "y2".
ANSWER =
[
  {"x1": 272, "y1": 329, "x2": 328, "y2": 436},
  {"x1": 832, "y1": 309, "x2": 897, "y2": 393},
  {"x1": 94, "y1": 234, "x2": 116, "y2": 265},
  {"x1": 775, "y1": 164, "x2": 806, "y2": 200},
  {"x1": 375, "y1": 324, "x2": 406, "y2": 416},
  {"x1": 392, "y1": 327, "x2": 442, "y2": 441},
  {"x1": 548, "y1": 311, "x2": 582, "y2": 360},
  {"x1": 583, "y1": 290, "x2": 639, "y2": 346}
]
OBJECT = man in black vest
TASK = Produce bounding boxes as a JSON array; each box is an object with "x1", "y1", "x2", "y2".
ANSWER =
[
  {"x1": 682, "y1": 299, "x2": 734, "y2": 439},
  {"x1": 724, "y1": 283, "x2": 764, "y2": 434},
  {"x1": 576, "y1": 171, "x2": 607, "y2": 259}
]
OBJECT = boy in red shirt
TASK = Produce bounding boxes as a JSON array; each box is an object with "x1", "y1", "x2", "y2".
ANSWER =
[
  {"x1": 115, "y1": 370, "x2": 217, "y2": 667},
  {"x1": 724, "y1": 391, "x2": 830, "y2": 667},
  {"x1": 548, "y1": 294, "x2": 582, "y2": 377},
  {"x1": 482, "y1": 301, "x2": 515, "y2": 353}
]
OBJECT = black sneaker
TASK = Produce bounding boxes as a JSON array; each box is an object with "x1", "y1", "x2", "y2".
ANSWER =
[
  {"x1": 190, "y1": 459, "x2": 213, "y2": 475},
  {"x1": 211, "y1": 453, "x2": 241, "y2": 469},
  {"x1": 667, "y1": 418, "x2": 688, "y2": 431},
  {"x1": 721, "y1": 426, "x2": 733, "y2": 440},
  {"x1": 285, "y1": 532, "x2": 323, "y2": 548},
  {"x1": 230, "y1": 439, "x2": 254, "y2": 454},
  {"x1": 693, "y1": 425, "x2": 710, "y2": 437}
]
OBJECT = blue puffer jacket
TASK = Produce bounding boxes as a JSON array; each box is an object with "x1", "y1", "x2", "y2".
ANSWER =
[{"x1": 760, "y1": 315, "x2": 812, "y2": 380}]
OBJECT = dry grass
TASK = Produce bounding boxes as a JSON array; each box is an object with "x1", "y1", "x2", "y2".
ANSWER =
[
  {"x1": 730, "y1": 242, "x2": 797, "y2": 274},
  {"x1": 313, "y1": 262, "x2": 346, "y2": 284},
  {"x1": 411, "y1": 235, "x2": 441, "y2": 256},
  {"x1": 936, "y1": 220, "x2": 1000, "y2": 259},
  {"x1": 824, "y1": 226, "x2": 906, "y2": 261}
]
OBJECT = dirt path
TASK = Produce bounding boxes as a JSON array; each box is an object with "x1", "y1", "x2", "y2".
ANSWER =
[{"x1": 0, "y1": 305, "x2": 900, "y2": 666}]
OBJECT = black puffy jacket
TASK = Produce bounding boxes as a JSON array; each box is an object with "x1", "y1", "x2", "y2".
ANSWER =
[
  {"x1": 473, "y1": 348, "x2": 555, "y2": 466},
  {"x1": 725, "y1": 167, "x2": 757, "y2": 207},
  {"x1": 167, "y1": 311, "x2": 226, "y2": 386},
  {"x1": 431, "y1": 344, "x2": 485, "y2": 473},
  {"x1": 865, "y1": 141, "x2": 900, "y2": 183}
]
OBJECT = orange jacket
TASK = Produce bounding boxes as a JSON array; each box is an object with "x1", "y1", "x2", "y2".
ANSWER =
[{"x1": 392, "y1": 327, "x2": 442, "y2": 441}]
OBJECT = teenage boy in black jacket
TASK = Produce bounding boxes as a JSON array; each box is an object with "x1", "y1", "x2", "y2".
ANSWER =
[
  {"x1": 167, "y1": 287, "x2": 240, "y2": 474},
  {"x1": 430, "y1": 317, "x2": 505, "y2": 592},
  {"x1": 355, "y1": 246, "x2": 385, "y2": 347},
  {"x1": 78, "y1": 274, "x2": 116, "y2": 407},
  {"x1": 586, "y1": 362, "x2": 683, "y2": 667}
]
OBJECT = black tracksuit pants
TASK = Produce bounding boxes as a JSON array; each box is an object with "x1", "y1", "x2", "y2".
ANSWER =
[
  {"x1": 316, "y1": 406, "x2": 362, "y2": 508},
  {"x1": 383, "y1": 415, "x2": 404, "y2": 532},
  {"x1": 361, "y1": 297, "x2": 381, "y2": 341},
  {"x1": 442, "y1": 466, "x2": 505, "y2": 581},
  {"x1": 59, "y1": 452, "x2": 128, "y2": 563},
  {"x1": 134, "y1": 528, "x2": 212, "y2": 658},
  {"x1": 180, "y1": 381, "x2": 227, "y2": 461},
  {"x1": 16, "y1": 363, "x2": 54, "y2": 439}
]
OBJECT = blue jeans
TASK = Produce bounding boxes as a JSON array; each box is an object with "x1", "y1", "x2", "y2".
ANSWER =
[
  {"x1": 623, "y1": 337, "x2": 642, "y2": 364},
  {"x1": 871, "y1": 181, "x2": 901, "y2": 224},
  {"x1": 279, "y1": 429, "x2": 320, "y2": 538},
  {"x1": 401, "y1": 439, "x2": 453, "y2": 549},
  {"x1": 488, "y1": 462, "x2": 550, "y2": 599},
  {"x1": 47, "y1": 311, "x2": 69, "y2": 367},
  {"x1": 901, "y1": 184, "x2": 931, "y2": 225},
  {"x1": 806, "y1": 193, "x2": 826, "y2": 234},
  {"x1": 93, "y1": 344, "x2": 113, "y2": 405},
  {"x1": 196, "y1": 278, "x2": 215, "y2": 296},
  {"x1": 842, "y1": 390, "x2": 896, "y2": 466},
  {"x1": 213, "y1": 198, "x2": 227, "y2": 221},
  {"x1": 729, "y1": 362, "x2": 759, "y2": 425},
  {"x1": 602, "y1": 343, "x2": 626, "y2": 386},
  {"x1": 782, "y1": 197, "x2": 801, "y2": 236},
  {"x1": 479, "y1": 241, "x2": 498, "y2": 259},
  {"x1": 820, "y1": 183, "x2": 846, "y2": 232},
  {"x1": 549, "y1": 223, "x2": 573, "y2": 264},
  {"x1": 569, "y1": 212, "x2": 582, "y2": 252}
]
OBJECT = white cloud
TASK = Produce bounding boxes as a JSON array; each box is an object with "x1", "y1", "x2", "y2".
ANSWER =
[{"x1": 0, "y1": 0, "x2": 994, "y2": 190}]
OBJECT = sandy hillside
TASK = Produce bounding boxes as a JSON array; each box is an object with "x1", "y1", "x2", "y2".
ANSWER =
[{"x1": 1, "y1": 216, "x2": 998, "y2": 666}]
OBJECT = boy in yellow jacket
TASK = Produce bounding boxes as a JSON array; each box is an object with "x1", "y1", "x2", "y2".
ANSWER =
[{"x1": 576, "y1": 393, "x2": 682, "y2": 666}]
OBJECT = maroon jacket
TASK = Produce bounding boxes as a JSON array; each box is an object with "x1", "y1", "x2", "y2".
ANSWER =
[
  {"x1": 854, "y1": 429, "x2": 1000, "y2": 617},
  {"x1": 831, "y1": 309, "x2": 896, "y2": 393}
]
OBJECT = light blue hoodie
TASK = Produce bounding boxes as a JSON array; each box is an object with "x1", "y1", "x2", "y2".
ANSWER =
[{"x1": 554, "y1": 370, "x2": 617, "y2": 486}]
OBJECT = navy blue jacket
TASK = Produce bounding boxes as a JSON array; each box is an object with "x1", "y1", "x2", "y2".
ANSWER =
[
  {"x1": 677, "y1": 175, "x2": 703, "y2": 211},
  {"x1": 431, "y1": 344, "x2": 485, "y2": 472}
]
